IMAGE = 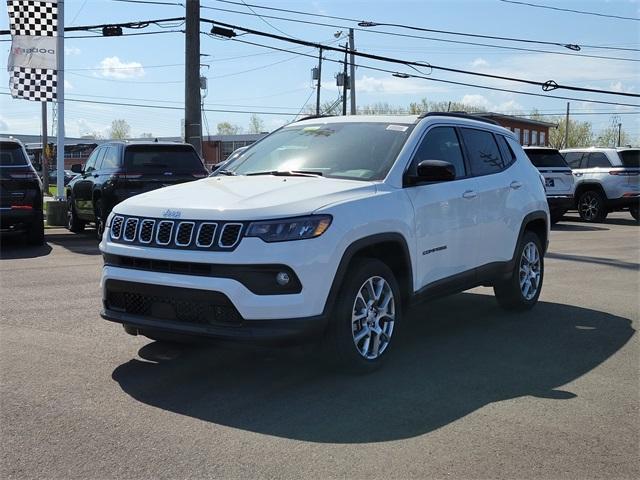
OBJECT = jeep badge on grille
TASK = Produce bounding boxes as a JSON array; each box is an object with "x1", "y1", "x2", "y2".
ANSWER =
[{"x1": 163, "y1": 209, "x2": 182, "y2": 219}]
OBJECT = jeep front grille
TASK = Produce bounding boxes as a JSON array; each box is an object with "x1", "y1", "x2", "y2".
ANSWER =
[{"x1": 109, "y1": 215, "x2": 244, "y2": 251}]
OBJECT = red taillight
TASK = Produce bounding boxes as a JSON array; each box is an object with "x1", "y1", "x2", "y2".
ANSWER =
[
  {"x1": 9, "y1": 172, "x2": 38, "y2": 180},
  {"x1": 10, "y1": 205, "x2": 33, "y2": 210},
  {"x1": 112, "y1": 172, "x2": 142, "y2": 179},
  {"x1": 609, "y1": 170, "x2": 639, "y2": 176}
]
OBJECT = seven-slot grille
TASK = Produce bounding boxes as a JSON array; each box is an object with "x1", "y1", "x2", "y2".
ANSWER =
[{"x1": 109, "y1": 215, "x2": 243, "y2": 251}]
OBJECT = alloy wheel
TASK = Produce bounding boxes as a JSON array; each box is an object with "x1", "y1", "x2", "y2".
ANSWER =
[
  {"x1": 579, "y1": 193, "x2": 599, "y2": 221},
  {"x1": 519, "y1": 242, "x2": 541, "y2": 301},
  {"x1": 351, "y1": 276, "x2": 396, "y2": 360}
]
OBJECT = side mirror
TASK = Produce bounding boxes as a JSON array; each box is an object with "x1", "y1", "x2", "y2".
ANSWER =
[
  {"x1": 407, "y1": 160, "x2": 456, "y2": 185},
  {"x1": 70, "y1": 164, "x2": 83, "y2": 174}
]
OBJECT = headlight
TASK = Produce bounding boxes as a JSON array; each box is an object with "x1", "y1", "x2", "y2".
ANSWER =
[{"x1": 245, "y1": 215, "x2": 332, "y2": 242}]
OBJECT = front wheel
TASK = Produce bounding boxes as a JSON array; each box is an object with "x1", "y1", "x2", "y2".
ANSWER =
[
  {"x1": 630, "y1": 205, "x2": 639, "y2": 223},
  {"x1": 67, "y1": 197, "x2": 85, "y2": 233},
  {"x1": 322, "y1": 258, "x2": 401, "y2": 373},
  {"x1": 494, "y1": 231, "x2": 544, "y2": 311},
  {"x1": 94, "y1": 198, "x2": 105, "y2": 240},
  {"x1": 577, "y1": 190, "x2": 607, "y2": 223}
]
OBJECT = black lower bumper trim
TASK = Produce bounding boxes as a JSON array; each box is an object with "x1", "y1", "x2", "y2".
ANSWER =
[{"x1": 547, "y1": 196, "x2": 574, "y2": 211}]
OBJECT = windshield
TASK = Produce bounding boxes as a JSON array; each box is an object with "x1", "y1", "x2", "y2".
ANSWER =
[
  {"x1": 618, "y1": 149, "x2": 639, "y2": 168},
  {"x1": 524, "y1": 149, "x2": 568, "y2": 168},
  {"x1": 225, "y1": 122, "x2": 414, "y2": 181},
  {"x1": 0, "y1": 142, "x2": 28, "y2": 166},
  {"x1": 124, "y1": 145, "x2": 205, "y2": 172}
]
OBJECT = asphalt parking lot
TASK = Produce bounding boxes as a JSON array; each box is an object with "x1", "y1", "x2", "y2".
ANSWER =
[{"x1": 1, "y1": 213, "x2": 638, "y2": 479}]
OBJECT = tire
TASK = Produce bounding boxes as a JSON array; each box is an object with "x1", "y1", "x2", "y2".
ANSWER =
[
  {"x1": 577, "y1": 190, "x2": 607, "y2": 223},
  {"x1": 67, "y1": 196, "x2": 85, "y2": 233},
  {"x1": 321, "y1": 258, "x2": 402, "y2": 373},
  {"x1": 630, "y1": 205, "x2": 639, "y2": 223},
  {"x1": 94, "y1": 197, "x2": 105, "y2": 240},
  {"x1": 494, "y1": 231, "x2": 544, "y2": 311},
  {"x1": 26, "y1": 215, "x2": 45, "y2": 245}
]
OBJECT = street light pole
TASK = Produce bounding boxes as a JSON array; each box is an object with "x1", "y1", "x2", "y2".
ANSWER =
[
  {"x1": 185, "y1": 0, "x2": 202, "y2": 156},
  {"x1": 315, "y1": 47, "x2": 322, "y2": 116},
  {"x1": 349, "y1": 28, "x2": 356, "y2": 115}
]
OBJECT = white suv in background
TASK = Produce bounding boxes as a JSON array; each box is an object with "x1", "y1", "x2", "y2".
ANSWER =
[
  {"x1": 523, "y1": 147, "x2": 575, "y2": 224},
  {"x1": 100, "y1": 113, "x2": 549, "y2": 371},
  {"x1": 562, "y1": 147, "x2": 639, "y2": 223}
]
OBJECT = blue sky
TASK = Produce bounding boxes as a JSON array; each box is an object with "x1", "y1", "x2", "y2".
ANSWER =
[{"x1": 1, "y1": 0, "x2": 639, "y2": 140}]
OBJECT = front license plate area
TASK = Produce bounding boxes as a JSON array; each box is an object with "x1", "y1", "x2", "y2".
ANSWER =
[{"x1": 545, "y1": 178, "x2": 555, "y2": 187}]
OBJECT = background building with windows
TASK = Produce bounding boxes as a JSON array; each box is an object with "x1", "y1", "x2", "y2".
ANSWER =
[
  {"x1": 202, "y1": 133, "x2": 267, "y2": 168},
  {"x1": 474, "y1": 113, "x2": 556, "y2": 146}
]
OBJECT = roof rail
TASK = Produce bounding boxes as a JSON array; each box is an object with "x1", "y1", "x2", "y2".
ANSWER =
[{"x1": 418, "y1": 111, "x2": 500, "y2": 126}]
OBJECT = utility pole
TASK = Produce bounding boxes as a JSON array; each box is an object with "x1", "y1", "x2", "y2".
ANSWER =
[
  {"x1": 348, "y1": 28, "x2": 356, "y2": 115},
  {"x1": 564, "y1": 102, "x2": 570, "y2": 149},
  {"x1": 184, "y1": 0, "x2": 202, "y2": 156},
  {"x1": 617, "y1": 122, "x2": 622, "y2": 147},
  {"x1": 342, "y1": 43, "x2": 348, "y2": 116},
  {"x1": 56, "y1": 0, "x2": 64, "y2": 200},
  {"x1": 315, "y1": 47, "x2": 322, "y2": 116},
  {"x1": 41, "y1": 103, "x2": 49, "y2": 194}
]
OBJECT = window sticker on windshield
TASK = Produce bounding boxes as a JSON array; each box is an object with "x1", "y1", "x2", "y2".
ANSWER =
[
  {"x1": 302, "y1": 126, "x2": 321, "y2": 131},
  {"x1": 386, "y1": 124, "x2": 408, "y2": 132}
]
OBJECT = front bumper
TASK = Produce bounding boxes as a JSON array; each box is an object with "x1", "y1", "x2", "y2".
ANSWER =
[{"x1": 101, "y1": 279, "x2": 327, "y2": 343}]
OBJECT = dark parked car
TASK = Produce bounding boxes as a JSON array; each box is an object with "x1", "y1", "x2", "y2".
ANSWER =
[
  {"x1": 45, "y1": 169, "x2": 77, "y2": 186},
  {"x1": 66, "y1": 141, "x2": 208, "y2": 238},
  {"x1": 0, "y1": 138, "x2": 45, "y2": 245}
]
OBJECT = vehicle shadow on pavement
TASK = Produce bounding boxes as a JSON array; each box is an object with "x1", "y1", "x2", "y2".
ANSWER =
[
  {"x1": 546, "y1": 252, "x2": 639, "y2": 271},
  {"x1": 112, "y1": 292, "x2": 634, "y2": 444},
  {"x1": 45, "y1": 231, "x2": 101, "y2": 256},
  {"x1": 0, "y1": 237, "x2": 52, "y2": 259},
  {"x1": 551, "y1": 223, "x2": 609, "y2": 232}
]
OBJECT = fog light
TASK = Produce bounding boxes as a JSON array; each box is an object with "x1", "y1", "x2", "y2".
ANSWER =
[{"x1": 276, "y1": 272, "x2": 290, "y2": 286}]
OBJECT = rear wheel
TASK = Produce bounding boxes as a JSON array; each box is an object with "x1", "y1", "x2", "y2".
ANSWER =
[
  {"x1": 630, "y1": 205, "x2": 639, "y2": 223},
  {"x1": 67, "y1": 196, "x2": 85, "y2": 233},
  {"x1": 577, "y1": 190, "x2": 607, "y2": 223},
  {"x1": 322, "y1": 258, "x2": 401, "y2": 373},
  {"x1": 494, "y1": 231, "x2": 544, "y2": 311},
  {"x1": 94, "y1": 198, "x2": 105, "y2": 240}
]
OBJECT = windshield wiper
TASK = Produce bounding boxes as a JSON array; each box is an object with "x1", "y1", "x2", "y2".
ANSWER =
[
  {"x1": 245, "y1": 170, "x2": 324, "y2": 177},
  {"x1": 215, "y1": 169, "x2": 236, "y2": 176}
]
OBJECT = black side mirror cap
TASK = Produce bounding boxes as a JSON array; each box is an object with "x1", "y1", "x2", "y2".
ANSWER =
[
  {"x1": 405, "y1": 160, "x2": 456, "y2": 186},
  {"x1": 70, "y1": 164, "x2": 83, "y2": 174}
]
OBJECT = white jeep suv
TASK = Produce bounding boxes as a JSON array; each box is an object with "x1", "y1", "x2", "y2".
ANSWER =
[{"x1": 100, "y1": 113, "x2": 549, "y2": 371}]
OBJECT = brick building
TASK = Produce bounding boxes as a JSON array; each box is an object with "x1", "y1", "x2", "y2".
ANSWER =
[{"x1": 475, "y1": 113, "x2": 557, "y2": 146}]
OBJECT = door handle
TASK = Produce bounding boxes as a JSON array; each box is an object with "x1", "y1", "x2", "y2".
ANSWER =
[
  {"x1": 510, "y1": 181, "x2": 522, "y2": 190},
  {"x1": 462, "y1": 190, "x2": 477, "y2": 199}
]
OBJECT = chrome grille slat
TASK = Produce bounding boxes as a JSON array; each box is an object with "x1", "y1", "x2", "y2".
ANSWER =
[
  {"x1": 110, "y1": 216, "x2": 124, "y2": 239},
  {"x1": 111, "y1": 216, "x2": 243, "y2": 251},
  {"x1": 175, "y1": 222, "x2": 195, "y2": 247},
  {"x1": 196, "y1": 222, "x2": 217, "y2": 248},
  {"x1": 138, "y1": 219, "x2": 155, "y2": 244},
  {"x1": 156, "y1": 220, "x2": 174, "y2": 245},
  {"x1": 123, "y1": 218, "x2": 139, "y2": 242},
  {"x1": 219, "y1": 223, "x2": 243, "y2": 248}
]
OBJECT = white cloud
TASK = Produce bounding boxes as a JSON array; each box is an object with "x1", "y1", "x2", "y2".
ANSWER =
[
  {"x1": 459, "y1": 94, "x2": 524, "y2": 114},
  {"x1": 99, "y1": 56, "x2": 145, "y2": 79},
  {"x1": 470, "y1": 58, "x2": 489, "y2": 68},
  {"x1": 65, "y1": 46, "x2": 81, "y2": 56},
  {"x1": 461, "y1": 94, "x2": 491, "y2": 109},
  {"x1": 354, "y1": 75, "x2": 446, "y2": 95}
]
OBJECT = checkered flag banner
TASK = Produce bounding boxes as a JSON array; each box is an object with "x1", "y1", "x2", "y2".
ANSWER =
[{"x1": 6, "y1": 0, "x2": 59, "y2": 101}]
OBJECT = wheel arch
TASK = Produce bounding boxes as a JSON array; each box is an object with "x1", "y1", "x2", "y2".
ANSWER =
[
  {"x1": 516, "y1": 211, "x2": 548, "y2": 257},
  {"x1": 323, "y1": 233, "x2": 414, "y2": 316},
  {"x1": 575, "y1": 182, "x2": 607, "y2": 200}
]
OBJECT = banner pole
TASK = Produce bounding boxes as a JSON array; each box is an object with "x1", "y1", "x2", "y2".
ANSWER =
[{"x1": 55, "y1": 0, "x2": 64, "y2": 200}]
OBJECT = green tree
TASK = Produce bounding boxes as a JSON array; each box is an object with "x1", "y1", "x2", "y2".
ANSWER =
[
  {"x1": 109, "y1": 119, "x2": 131, "y2": 140},
  {"x1": 216, "y1": 122, "x2": 242, "y2": 135},
  {"x1": 595, "y1": 115, "x2": 629, "y2": 147},
  {"x1": 139, "y1": 132, "x2": 154, "y2": 138},
  {"x1": 248, "y1": 114, "x2": 265, "y2": 134}
]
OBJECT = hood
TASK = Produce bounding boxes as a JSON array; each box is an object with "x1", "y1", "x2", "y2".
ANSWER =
[{"x1": 112, "y1": 175, "x2": 377, "y2": 220}]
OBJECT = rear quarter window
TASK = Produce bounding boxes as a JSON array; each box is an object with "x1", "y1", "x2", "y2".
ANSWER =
[
  {"x1": 524, "y1": 149, "x2": 569, "y2": 168},
  {"x1": 618, "y1": 150, "x2": 639, "y2": 168},
  {"x1": 0, "y1": 142, "x2": 28, "y2": 166}
]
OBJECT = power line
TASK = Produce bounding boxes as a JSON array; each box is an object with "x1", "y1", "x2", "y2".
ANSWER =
[
  {"x1": 201, "y1": 4, "x2": 639, "y2": 62},
  {"x1": 113, "y1": 0, "x2": 183, "y2": 5},
  {"x1": 206, "y1": 0, "x2": 640, "y2": 52},
  {"x1": 215, "y1": 36, "x2": 640, "y2": 108},
  {"x1": 0, "y1": 29, "x2": 183, "y2": 42},
  {"x1": 498, "y1": 0, "x2": 640, "y2": 22},
  {"x1": 202, "y1": 18, "x2": 640, "y2": 98},
  {"x1": 67, "y1": 71, "x2": 183, "y2": 84},
  {"x1": 0, "y1": 16, "x2": 185, "y2": 35},
  {"x1": 238, "y1": 0, "x2": 294, "y2": 38}
]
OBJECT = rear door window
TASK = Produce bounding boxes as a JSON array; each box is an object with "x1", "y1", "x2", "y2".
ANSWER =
[
  {"x1": 563, "y1": 152, "x2": 585, "y2": 169},
  {"x1": 0, "y1": 142, "x2": 28, "y2": 166},
  {"x1": 587, "y1": 152, "x2": 611, "y2": 168},
  {"x1": 460, "y1": 128, "x2": 505, "y2": 176},
  {"x1": 411, "y1": 126, "x2": 466, "y2": 178},
  {"x1": 618, "y1": 150, "x2": 639, "y2": 168},
  {"x1": 124, "y1": 145, "x2": 205, "y2": 173},
  {"x1": 525, "y1": 149, "x2": 569, "y2": 168}
]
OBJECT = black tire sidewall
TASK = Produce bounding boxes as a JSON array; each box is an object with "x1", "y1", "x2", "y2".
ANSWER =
[
  {"x1": 325, "y1": 258, "x2": 402, "y2": 372},
  {"x1": 578, "y1": 190, "x2": 606, "y2": 223}
]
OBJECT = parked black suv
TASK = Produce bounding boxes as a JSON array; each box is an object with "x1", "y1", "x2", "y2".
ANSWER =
[
  {"x1": 0, "y1": 138, "x2": 45, "y2": 245},
  {"x1": 66, "y1": 142, "x2": 208, "y2": 238}
]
